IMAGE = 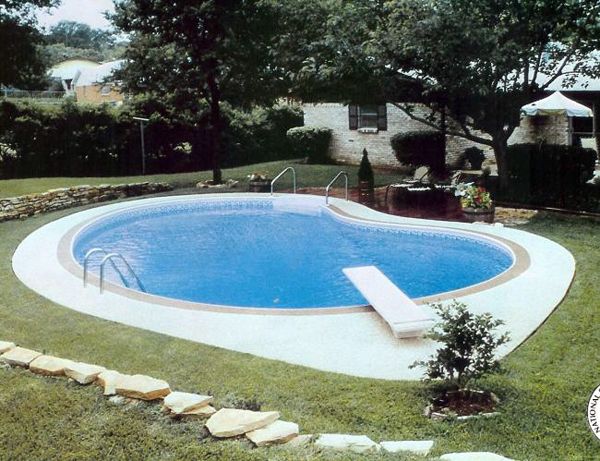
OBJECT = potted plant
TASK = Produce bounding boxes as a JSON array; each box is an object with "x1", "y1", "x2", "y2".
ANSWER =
[
  {"x1": 410, "y1": 301, "x2": 510, "y2": 420},
  {"x1": 463, "y1": 147, "x2": 486, "y2": 170},
  {"x1": 456, "y1": 183, "x2": 495, "y2": 223},
  {"x1": 358, "y1": 148, "x2": 375, "y2": 205},
  {"x1": 247, "y1": 172, "x2": 271, "y2": 192}
]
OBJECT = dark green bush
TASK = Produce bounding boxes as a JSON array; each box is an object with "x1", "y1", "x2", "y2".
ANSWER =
[
  {"x1": 390, "y1": 130, "x2": 445, "y2": 174},
  {"x1": 498, "y1": 143, "x2": 597, "y2": 210},
  {"x1": 286, "y1": 126, "x2": 332, "y2": 164},
  {"x1": 0, "y1": 100, "x2": 304, "y2": 179},
  {"x1": 464, "y1": 146, "x2": 485, "y2": 170},
  {"x1": 357, "y1": 148, "x2": 374, "y2": 188}
]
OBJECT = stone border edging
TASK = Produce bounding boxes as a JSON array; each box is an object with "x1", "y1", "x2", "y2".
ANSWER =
[{"x1": 0, "y1": 182, "x2": 172, "y2": 222}]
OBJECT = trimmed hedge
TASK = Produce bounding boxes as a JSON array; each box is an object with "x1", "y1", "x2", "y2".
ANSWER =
[
  {"x1": 0, "y1": 100, "x2": 303, "y2": 179},
  {"x1": 498, "y1": 143, "x2": 598, "y2": 210},
  {"x1": 390, "y1": 130, "x2": 445, "y2": 173},
  {"x1": 286, "y1": 126, "x2": 332, "y2": 164}
]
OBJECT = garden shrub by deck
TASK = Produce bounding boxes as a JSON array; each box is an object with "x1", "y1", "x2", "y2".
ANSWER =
[
  {"x1": 498, "y1": 143, "x2": 597, "y2": 211},
  {"x1": 0, "y1": 100, "x2": 303, "y2": 179},
  {"x1": 286, "y1": 126, "x2": 332, "y2": 164},
  {"x1": 390, "y1": 130, "x2": 446, "y2": 174}
]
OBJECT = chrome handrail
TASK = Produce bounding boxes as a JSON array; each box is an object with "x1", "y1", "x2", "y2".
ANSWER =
[
  {"x1": 99, "y1": 253, "x2": 146, "y2": 294},
  {"x1": 270, "y1": 166, "x2": 297, "y2": 195},
  {"x1": 83, "y1": 248, "x2": 127, "y2": 287},
  {"x1": 325, "y1": 171, "x2": 349, "y2": 205}
]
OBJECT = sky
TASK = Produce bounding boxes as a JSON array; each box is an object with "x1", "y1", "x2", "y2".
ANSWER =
[{"x1": 36, "y1": 0, "x2": 116, "y2": 31}]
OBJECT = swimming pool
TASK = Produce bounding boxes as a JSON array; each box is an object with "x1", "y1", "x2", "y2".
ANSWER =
[{"x1": 72, "y1": 196, "x2": 514, "y2": 309}]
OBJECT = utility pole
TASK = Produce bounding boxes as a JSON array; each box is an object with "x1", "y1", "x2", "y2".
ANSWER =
[{"x1": 133, "y1": 116, "x2": 150, "y2": 175}]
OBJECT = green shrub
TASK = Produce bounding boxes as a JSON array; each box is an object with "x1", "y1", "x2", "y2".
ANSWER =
[
  {"x1": 286, "y1": 126, "x2": 332, "y2": 164},
  {"x1": 410, "y1": 301, "x2": 510, "y2": 390},
  {"x1": 390, "y1": 130, "x2": 446, "y2": 174},
  {"x1": 464, "y1": 146, "x2": 486, "y2": 170},
  {"x1": 357, "y1": 148, "x2": 374, "y2": 188},
  {"x1": 0, "y1": 99, "x2": 304, "y2": 178}
]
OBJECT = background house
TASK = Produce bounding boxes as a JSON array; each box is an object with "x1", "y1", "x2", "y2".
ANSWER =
[
  {"x1": 304, "y1": 79, "x2": 599, "y2": 169},
  {"x1": 73, "y1": 59, "x2": 125, "y2": 105},
  {"x1": 48, "y1": 58, "x2": 101, "y2": 95}
]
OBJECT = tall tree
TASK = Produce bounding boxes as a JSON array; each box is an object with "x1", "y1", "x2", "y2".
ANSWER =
[
  {"x1": 112, "y1": 0, "x2": 286, "y2": 182},
  {"x1": 0, "y1": 0, "x2": 59, "y2": 88},
  {"x1": 284, "y1": 0, "x2": 600, "y2": 185},
  {"x1": 46, "y1": 20, "x2": 115, "y2": 49}
]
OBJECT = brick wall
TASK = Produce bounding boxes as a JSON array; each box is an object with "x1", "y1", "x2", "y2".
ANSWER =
[
  {"x1": 303, "y1": 103, "x2": 569, "y2": 168},
  {"x1": 303, "y1": 103, "x2": 493, "y2": 168}
]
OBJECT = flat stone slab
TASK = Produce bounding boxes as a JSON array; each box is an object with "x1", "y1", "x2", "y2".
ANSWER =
[
  {"x1": 284, "y1": 434, "x2": 313, "y2": 447},
  {"x1": 96, "y1": 370, "x2": 126, "y2": 395},
  {"x1": 115, "y1": 374, "x2": 171, "y2": 400},
  {"x1": 206, "y1": 408, "x2": 280, "y2": 438},
  {"x1": 181, "y1": 405, "x2": 217, "y2": 417},
  {"x1": 163, "y1": 391, "x2": 213, "y2": 414},
  {"x1": 64, "y1": 362, "x2": 107, "y2": 384},
  {"x1": 246, "y1": 420, "x2": 299, "y2": 447},
  {"x1": 315, "y1": 434, "x2": 380, "y2": 453},
  {"x1": 381, "y1": 440, "x2": 434, "y2": 456},
  {"x1": 440, "y1": 453, "x2": 516, "y2": 461},
  {"x1": 29, "y1": 355, "x2": 74, "y2": 376},
  {"x1": 0, "y1": 347, "x2": 42, "y2": 367},
  {"x1": 0, "y1": 341, "x2": 15, "y2": 353}
]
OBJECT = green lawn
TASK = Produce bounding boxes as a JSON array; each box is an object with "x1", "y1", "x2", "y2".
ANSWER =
[
  {"x1": 0, "y1": 189, "x2": 599, "y2": 459},
  {"x1": 0, "y1": 161, "x2": 407, "y2": 198}
]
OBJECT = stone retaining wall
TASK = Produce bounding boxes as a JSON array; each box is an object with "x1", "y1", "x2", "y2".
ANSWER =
[{"x1": 0, "y1": 182, "x2": 172, "y2": 222}]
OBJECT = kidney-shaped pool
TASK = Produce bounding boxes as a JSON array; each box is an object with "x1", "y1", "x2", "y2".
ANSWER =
[{"x1": 72, "y1": 197, "x2": 515, "y2": 309}]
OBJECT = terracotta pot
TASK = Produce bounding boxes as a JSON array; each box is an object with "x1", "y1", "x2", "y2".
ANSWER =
[{"x1": 462, "y1": 206, "x2": 495, "y2": 223}]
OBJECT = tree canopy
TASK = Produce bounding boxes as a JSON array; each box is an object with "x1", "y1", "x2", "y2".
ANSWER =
[
  {"x1": 283, "y1": 0, "x2": 600, "y2": 183},
  {"x1": 0, "y1": 0, "x2": 59, "y2": 89},
  {"x1": 112, "y1": 0, "x2": 289, "y2": 182}
]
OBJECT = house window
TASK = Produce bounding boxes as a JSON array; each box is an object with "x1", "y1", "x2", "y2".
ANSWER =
[
  {"x1": 100, "y1": 85, "x2": 112, "y2": 96},
  {"x1": 349, "y1": 104, "x2": 387, "y2": 131}
]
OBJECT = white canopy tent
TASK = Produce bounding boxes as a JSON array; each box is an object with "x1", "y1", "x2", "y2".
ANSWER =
[{"x1": 521, "y1": 91, "x2": 593, "y2": 117}]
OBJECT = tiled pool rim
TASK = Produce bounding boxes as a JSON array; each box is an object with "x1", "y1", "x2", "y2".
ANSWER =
[
  {"x1": 12, "y1": 193, "x2": 575, "y2": 379},
  {"x1": 59, "y1": 195, "x2": 529, "y2": 314}
]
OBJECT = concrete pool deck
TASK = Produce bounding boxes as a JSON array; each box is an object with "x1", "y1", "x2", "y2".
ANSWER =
[{"x1": 12, "y1": 193, "x2": 575, "y2": 380}]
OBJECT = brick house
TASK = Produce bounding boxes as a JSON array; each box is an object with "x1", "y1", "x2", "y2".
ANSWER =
[
  {"x1": 303, "y1": 85, "x2": 599, "y2": 169},
  {"x1": 73, "y1": 60, "x2": 126, "y2": 106}
]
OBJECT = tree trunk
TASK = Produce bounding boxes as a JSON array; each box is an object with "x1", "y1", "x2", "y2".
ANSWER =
[
  {"x1": 492, "y1": 136, "x2": 509, "y2": 190},
  {"x1": 207, "y1": 71, "x2": 223, "y2": 184}
]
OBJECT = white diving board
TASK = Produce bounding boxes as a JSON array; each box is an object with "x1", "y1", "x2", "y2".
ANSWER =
[{"x1": 343, "y1": 266, "x2": 435, "y2": 339}]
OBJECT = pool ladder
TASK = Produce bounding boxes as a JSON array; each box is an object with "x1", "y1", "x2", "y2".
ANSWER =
[
  {"x1": 270, "y1": 166, "x2": 297, "y2": 195},
  {"x1": 83, "y1": 248, "x2": 146, "y2": 294},
  {"x1": 325, "y1": 171, "x2": 349, "y2": 205}
]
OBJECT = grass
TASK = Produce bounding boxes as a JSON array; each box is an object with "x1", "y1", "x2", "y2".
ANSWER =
[
  {"x1": 0, "y1": 184, "x2": 599, "y2": 459},
  {"x1": 0, "y1": 160, "x2": 407, "y2": 198}
]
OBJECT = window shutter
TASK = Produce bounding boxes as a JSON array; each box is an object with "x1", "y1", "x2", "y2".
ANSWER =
[
  {"x1": 377, "y1": 104, "x2": 387, "y2": 131},
  {"x1": 348, "y1": 104, "x2": 358, "y2": 130}
]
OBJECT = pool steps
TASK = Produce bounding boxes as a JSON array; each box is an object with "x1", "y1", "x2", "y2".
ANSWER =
[{"x1": 343, "y1": 266, "x2": 435, "y2": 338}]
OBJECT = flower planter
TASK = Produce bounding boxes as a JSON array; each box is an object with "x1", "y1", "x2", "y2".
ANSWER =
[
  {"x1": 424, "y1": 389, "x2": 500, "y2": 420},
  {"x1": 358, "y1": 180, "x2": 375, "y2": 206},
  {"x1": 462, "y1": 206, "x2": 495, "y2": 223},
  {"x1": 248, "y1": 180, "x2": 271, "y2": 193}
]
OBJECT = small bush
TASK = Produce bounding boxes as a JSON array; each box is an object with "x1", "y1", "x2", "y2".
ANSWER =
[
  {"x1": 410, "y1": 301, "x2": 510, "y2": 390},
  {"x1": 357, "y1": 148, "x2": 374, "y2": 188},
  {"x1": 390, "y1": 130, "x2": 446, "y2": 174},
  {"x1": 464, "y1": 146, "x2": 485, "y2": 170},
  {"x1": 286, "y1": 126, "x2": 332, "y2": 164}
]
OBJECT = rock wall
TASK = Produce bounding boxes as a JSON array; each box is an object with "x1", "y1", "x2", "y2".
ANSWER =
[{"x1": 0, "y1": 182, "x2": 172, "y2": 222}]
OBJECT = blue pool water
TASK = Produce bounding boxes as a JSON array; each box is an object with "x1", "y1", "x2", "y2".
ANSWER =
[{"x1": 73, "y1": 199, "x2": 514, "y2": 308}]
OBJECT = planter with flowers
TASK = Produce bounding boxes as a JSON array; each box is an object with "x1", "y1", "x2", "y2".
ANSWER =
[
  {"x1": 455, "y1": 183, "x2": 495, "y2": 223},
  {"x1": 247, "y1": 173, "x2": 271, "y2": 192}
]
